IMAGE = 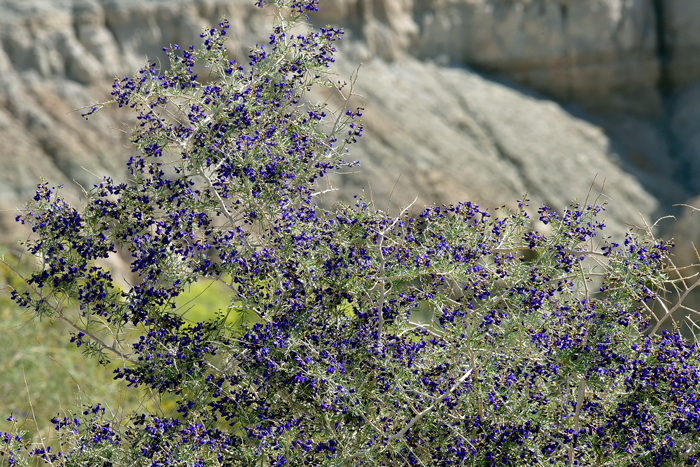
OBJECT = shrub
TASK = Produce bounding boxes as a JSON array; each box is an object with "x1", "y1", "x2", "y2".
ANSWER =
[
  {"x1": 4, "y1": 0, "x2": 700, "y2": 465},
  {"x1": 0, "y1": 250, "x2": 148, "y2": 454}
]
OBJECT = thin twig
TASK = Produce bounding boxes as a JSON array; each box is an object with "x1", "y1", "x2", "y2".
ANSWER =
[
  {"x1": 649, "y1": 276, "x2": 700, "y2": 336},
  {"x1": 1, "y1": 259, "x2": 138, "y2": 366},
  {"x1": 23, "y1": 367, "x2": 55, "y2": 467},
  {"x1": 387, "y1": 368, "x2": 474, "y2": 442},
  {"x1": 569, "y1": 375, "x2": 586, "y2": 466},
  {"x1": 491, "y1": 247, "x2": 607, "y2": 258},
  {"x1": 197, "y1": 169, "x2": 255, "y2": 255}
]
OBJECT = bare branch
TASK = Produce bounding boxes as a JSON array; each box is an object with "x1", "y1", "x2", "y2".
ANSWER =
[
  {"x1": 387, "y1": 367, "x2": 474, "y2": 442},
  {"x1": 649, "y1": 276, "x2": 700, "y2": 336},
  {"x1": 1, "y1": 258, "x2": 138, "y2": 366}
]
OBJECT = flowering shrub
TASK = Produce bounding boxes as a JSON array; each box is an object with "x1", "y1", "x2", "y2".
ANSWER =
[{"x1": 4, "y1": 0, "x2": 700, "y2": 465}]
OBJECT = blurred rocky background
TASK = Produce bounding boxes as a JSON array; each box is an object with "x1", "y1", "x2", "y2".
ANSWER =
[{"x1": 1, "y1": 0, "x2": 700, "y2": 261}]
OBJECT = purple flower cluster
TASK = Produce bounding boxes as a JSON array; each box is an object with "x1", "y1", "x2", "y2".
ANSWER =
[{"x1": 5, "y1": 0, "x2": 700, "y2": 465}]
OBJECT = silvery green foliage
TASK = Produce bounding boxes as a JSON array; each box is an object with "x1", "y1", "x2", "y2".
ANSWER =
[{"x1": 4, "y1": 0, "x2": 700, "y2": 465}]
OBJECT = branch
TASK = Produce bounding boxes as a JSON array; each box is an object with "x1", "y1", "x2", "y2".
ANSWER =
[
  {"x1": 1, "y1": 258, "x2": 138, "y2": 366},
  {"x1": 649, "y1": 276, "x2": 700, "y2": 336},
  {"x1": 387, "y1": 367, "x2": 473, "y2": 442},
  {"x1": 376, "y1": 240, "x2": 386, "y2": 339},
  {"x1": 675, "y1": 203, "x2": 700, "y2": 215},
  {"x1": 345, "y1": 367, "x2": 473, "y2": 462},
  {"x1": 197, "y1": 169, "x2": 255, "y2": 255},
  {"x1": 398, "y1": 322, "x2": 443, "y2": 338},
  {"x1": 569, "y1": 376, "x2": 586, "y2": 466},
  {"x1": 55, "y1": 309, "x2": 138, "y2": 366},
  {"x1": 311, "y1": 187, "x2": 339, "y2": 197},
  {"x1": 327, "y1": 64, "x2": 361, "y2": 151},
  {"x1": 492, "y1": 247, "x2": 607, "y2": 258}
]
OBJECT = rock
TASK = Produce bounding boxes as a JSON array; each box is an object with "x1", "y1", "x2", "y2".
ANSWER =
[
  {"x1": 318, "y1": 0, "x2": 700, "y2": 116},
  {"x1": 316, "y1": 0, "x2": 664, "y2": 115},
  {"x1": 414, "y1": 0, "x2": 662, "y2": 116},
  {"x1": 0, "y1": 0, "x2": 697, "y2": 258},
  {"x1": 322, "y1": 56, "x2": 660, "y2": 238},
  {"x1": 662, "y1": 0, "x2": 700, "y2": 88},
  {"x1": 0, "y1": 0, "x2": 273, "y2": 238},
  {"x1": 670, "y1": 83, "x2": 700, "y2": 192}
]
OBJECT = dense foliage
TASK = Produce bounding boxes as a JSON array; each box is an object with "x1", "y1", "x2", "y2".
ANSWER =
[{"x1": 4, "y1": 0, "x2": 700, "y2": 465}]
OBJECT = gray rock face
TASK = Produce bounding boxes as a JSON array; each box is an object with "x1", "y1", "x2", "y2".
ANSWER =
[
  {"x1": 375, "y1": 0, "x2": 662, "y2": 115},
  {"x1": 0, "y1": 0, "x2": 699, "y2": 255},
  {"x1": 318, "y1": 0, "x2": 697, "y2": 116},
  {"x1": 0, "y1": 0, "x2": 268, "y2": 237},
  {"x1": 321, "y1": 0, "x2": 700, "y2": 116},
  {"x1": 671, "y1": 83, "x2": 700, "y2": 192},
  {"x1": 323, "y1": 55, "x2": 659, "y2": 239},
  {"x1": 662, "y1": 0, "x2": 700, "y2": 89}
]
